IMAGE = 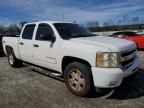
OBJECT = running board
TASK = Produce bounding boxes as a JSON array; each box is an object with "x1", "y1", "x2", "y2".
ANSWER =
[{"x1": 23, "y1": 63, "x2": 64, "y2": 81}]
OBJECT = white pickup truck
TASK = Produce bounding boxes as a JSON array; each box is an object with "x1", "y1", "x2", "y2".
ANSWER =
[{"x1": 2, "y1": 21, "x2": 139, "y2": 96}]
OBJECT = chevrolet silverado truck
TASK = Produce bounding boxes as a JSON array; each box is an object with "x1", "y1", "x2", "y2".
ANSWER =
[{"x1": 2, "y1": 21, "x2": 139, "y2": 96}]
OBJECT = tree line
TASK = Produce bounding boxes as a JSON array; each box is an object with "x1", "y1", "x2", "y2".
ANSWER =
[
  {"x1": 86, "y1": 16, "x2": 144, "y2": 32},
  {"x1": 88, "y1": 24, "x2": 144, "y2": 32},
  {"x1": 0, "y1": 16, "x2": 144, "y2": 35},
  {"x1": 0, "y1": 21, "x2": 27, "y2": 35}
]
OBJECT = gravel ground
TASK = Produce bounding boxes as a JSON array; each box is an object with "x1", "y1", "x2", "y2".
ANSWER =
[{"x1": 0, "y1": 51, "x2": 144, "y2": 108}]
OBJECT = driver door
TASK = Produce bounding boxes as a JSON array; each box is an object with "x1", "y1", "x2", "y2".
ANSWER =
[{"x1": 32, "y1": 23, "x2": 58, "y2": 70}]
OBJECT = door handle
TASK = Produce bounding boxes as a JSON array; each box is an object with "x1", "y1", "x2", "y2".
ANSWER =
[
  {"x1": 19, "y1": 42, "x2": 24, "y2": 45},
  {"x1": 33, "y1": 44, "x2": 39, "y2": 47}
]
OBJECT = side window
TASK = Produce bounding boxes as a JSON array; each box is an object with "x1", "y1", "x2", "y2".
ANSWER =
[
  {"x1": 22, "y1": 24, "x2": 35, "y2": 40},
  {"x1": 125, "y1": 32, "x2": 133, "y2": 36},
  {"x1": 119, "y1": 33, "x2": 124, "y2": 37},
  {"x1": 123, "y1": 33, "x2": 128, "y2": 36},
  {"x1": 36, "y1": 24, "x2": 54, "y2": 41},
  {"x1": 112, "y1": 32, "x2": 121, "y2": 37}
]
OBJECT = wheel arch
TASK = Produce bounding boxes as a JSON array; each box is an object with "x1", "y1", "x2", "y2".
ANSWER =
[
  {"x1": 62, "y1": 56, "x2": 91, "y2": 72},
  {"x1": 5, "y1": 46, "x2": 14, "y2": 55}
]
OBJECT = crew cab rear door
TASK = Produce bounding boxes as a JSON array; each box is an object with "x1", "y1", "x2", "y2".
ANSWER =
[
  {"x1": 19, "y1": 24, "x2": 36, "y2": 63},
  {"x1": 32, "y1": 23, "x2": 58, "y2": 70}
]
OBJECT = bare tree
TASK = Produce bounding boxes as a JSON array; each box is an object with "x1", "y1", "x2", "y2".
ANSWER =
[
  {"x1": 94, "y1": 21, "x2": 99, "y2": 27},
  {"x1": 6, "y1": 24, "x2": 20, "y2": 34},
  {"x1": 103, "y1": 22, "x2": 109, "y2": 27},
  {"x1": 86, "y1": 21, "x2": 100, "y2": 28},
  {"x1": 0, "y1": 25, "x2": 6, "y2": 34},
  {"x1": 19, "y1": 21, "x2": 28, "y2": 28}
]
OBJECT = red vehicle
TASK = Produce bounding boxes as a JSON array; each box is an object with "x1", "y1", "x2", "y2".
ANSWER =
[{"x1": 110, "y1": 31, "x2": 144, "y2": 49}]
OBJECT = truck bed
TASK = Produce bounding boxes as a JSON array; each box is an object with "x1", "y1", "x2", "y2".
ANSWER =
[{"x1": 2, "y1": 37, "x2": 20, "y2": 59}]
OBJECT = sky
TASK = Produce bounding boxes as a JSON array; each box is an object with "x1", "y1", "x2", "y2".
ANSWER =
[{"x1": 0, "y1": 0, "x2": 144, "y2": 26}]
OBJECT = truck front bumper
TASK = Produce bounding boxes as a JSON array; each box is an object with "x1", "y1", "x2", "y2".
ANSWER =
[{"x1": 91, "y1": 58, "x2": 140, "y2": 88}]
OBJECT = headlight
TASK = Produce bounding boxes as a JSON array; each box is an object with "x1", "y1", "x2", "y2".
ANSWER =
[{"x1": 96, "y1": 52, "x2": 118, "y2": 68}]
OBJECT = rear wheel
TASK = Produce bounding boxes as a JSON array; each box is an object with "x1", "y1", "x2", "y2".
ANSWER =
[
  {"x1": 64, "y1": 62, "x2": 94, "y2": 97},
  {"x1": 7, "y1": 49, "x2": 23, "y2": 67}
]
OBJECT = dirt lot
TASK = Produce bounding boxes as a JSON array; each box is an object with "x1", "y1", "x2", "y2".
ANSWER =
[{"x1": 0, "y1": 51, "x2": 144, "y2": 108}]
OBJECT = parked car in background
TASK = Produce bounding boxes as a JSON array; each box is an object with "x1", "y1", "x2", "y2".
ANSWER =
[
  {"x1": 138, "y1": 32, "x2": 144, "y2": 35},
  {"x1": 109, "y1": 31, "x2": 144, "y2": 49}
]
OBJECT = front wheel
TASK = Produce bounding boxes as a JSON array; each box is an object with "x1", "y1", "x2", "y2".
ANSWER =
[
  {"x1": 7, "y1": 50, "x2": 23, "y2": 67},
  {"x1": 64, "y1": 62, "x2": 94, "y2": 97}
]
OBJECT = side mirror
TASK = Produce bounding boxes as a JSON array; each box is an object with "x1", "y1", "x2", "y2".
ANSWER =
[{"x1": 51, "y1": 35, "x2": 56, "y2": 43}]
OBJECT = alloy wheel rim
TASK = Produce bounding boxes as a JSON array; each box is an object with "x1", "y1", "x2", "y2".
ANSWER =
[
  {"x1": 68, "y1": 69, "x2": 85, "y2": 92},
  {"x1": 9, "y1": 54, "x2": 14, "y2": 65}
]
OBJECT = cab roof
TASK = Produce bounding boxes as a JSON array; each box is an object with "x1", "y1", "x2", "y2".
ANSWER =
[{"x1": 25, "y1": 21, "x2": 73, "y2": 25}]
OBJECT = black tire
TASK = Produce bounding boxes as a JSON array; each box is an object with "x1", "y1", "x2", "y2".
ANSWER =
[
  {"x1": 7, "y1": 49, "x2": 23, "y2": 67},
  {"x1": 128, "y1": 72, "x2": 138, "y2": 80},
  {"x1": 0, "y1": 50, "x2": 5, "y2": 56},
  {"x1": 64, "y1": 62, "x2": 94, "y2": 97}
]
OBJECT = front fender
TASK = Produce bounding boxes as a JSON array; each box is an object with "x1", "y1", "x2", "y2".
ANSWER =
[{"x1": 57, "y1": 47, "x2": 96, "y2": 72}]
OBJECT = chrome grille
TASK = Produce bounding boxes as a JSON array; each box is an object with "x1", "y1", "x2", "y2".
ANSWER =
[{"x1": 120, "y1": 49, "x2": 136, "y2": 68}]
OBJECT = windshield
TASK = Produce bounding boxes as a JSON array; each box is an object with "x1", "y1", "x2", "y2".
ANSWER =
[{"x1": 54, "y1": 23, "x2": 96, "y2": 39}]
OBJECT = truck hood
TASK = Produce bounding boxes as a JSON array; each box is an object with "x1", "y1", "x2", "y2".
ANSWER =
[{"x1": 70, "y1": 36, "x2": 136, "y2": 52}]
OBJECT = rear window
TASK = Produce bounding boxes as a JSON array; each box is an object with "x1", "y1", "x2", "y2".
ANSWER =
[
  {"x1": 111, "y1": 31, "x2": 140, "y2": 37},
  {"x1": 22, "y1": 24, "x2": 35, "y2": 40},
  {"x1": 124, "y1": 32, "x2": 140, "y2": 36}
]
